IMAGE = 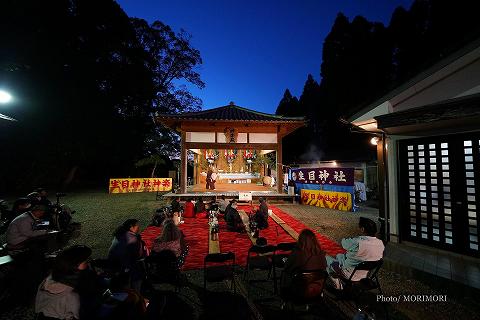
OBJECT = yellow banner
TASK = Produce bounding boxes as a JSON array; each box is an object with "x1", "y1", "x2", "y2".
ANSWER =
[
  {"x1": 109, "y1": 178, "x2": 172, "y2": 193},
  {"x1": 301, "y1": 189, "x2": 352, "y2": 212}
]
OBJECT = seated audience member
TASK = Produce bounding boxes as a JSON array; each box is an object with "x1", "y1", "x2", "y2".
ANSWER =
[
  {"x1": 254, "y1": 198, "x2": 269, "y2": 230},
  {"x1": 152, "y1": 220, "x2": 187, "y2": 259},
  {"x1": 282, "y1": 229, "x2": 326, "y2": 289},
  {"x1": 27, "y1": 191, "x2": 42, "y2": 203},
  {"x1": 217, "y1": 195, "x2": 228, "y2": 214},
  {"x1": 183, "y1": 198, "x2": 195, "y2": 218},
  {"x1": 326, "y1": 217, "x2": 384, "y2": 288},
  {"x1": 2, "y1": 197, "x2": 30, "y2": 223},
  {"x1": 6, "y1": 203, "x2": 57, "y2": 300},
  {"x1": 35, "y1": 245, "x2": 92, "y2": 320},
  {"x1": 6, "y1": 203, "x2": 51, "y2": 252},
  {"x1": 108, "y1": 219, "x2": 145, "y2": 291},
  {"x1": 170, "y1": 197, "x2": 182, "y2": 214},
  {"x1": 194, "y1": 197, "x2": 207, "y2": 219},
  {"x1": 225, "y1": 200, "x2": 244, "y2": 232},
  {"x1": 35, "y1": 187, "x2": 53, "y2": 207}
]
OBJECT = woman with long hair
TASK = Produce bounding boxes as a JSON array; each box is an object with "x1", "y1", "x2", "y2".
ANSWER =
[
  {"x1": 152, "y1": 220, "x2": 186, "y2": 257},
  {"x1": 108, "y1": 219, "x2": 145, "y2": 291},
  {"x1": 282, "y1": 229, "x2": 326, "y2": 286}
]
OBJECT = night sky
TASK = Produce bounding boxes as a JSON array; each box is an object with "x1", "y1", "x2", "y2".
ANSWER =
[{"x1": 116, "y1": 0, "x2": 413, "y2": 113}]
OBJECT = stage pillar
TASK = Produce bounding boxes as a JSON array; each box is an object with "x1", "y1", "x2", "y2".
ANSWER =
[
  {"x1": 180, "y1": 131, "x2": 187, "y2": 193},
  {"x1": 276, "y1": 133, "x2": 283, "y2": 194}
]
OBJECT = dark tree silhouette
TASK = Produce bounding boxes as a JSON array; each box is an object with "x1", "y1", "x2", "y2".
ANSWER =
[
  {"x1": 275, "y1": 89, "x2": 299, "y2": 117},
  {"x1": 0, "y1": 0, "x2": 203, "y2": 192}
]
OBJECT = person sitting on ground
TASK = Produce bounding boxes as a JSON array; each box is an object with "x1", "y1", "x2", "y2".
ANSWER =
[
  {"x1": 224, "y1": 200, "x2": 244, "y2": 232},
  {"x1": 152, "y1": 220, "x2": 187, "y2": 259},
  {"x1": 281, "y1": 229, "x2": 327, "y2": 299},
  {"x1": 170, "y1": 197, "x2": 182, "y2": 214},
  {"x1": 194, "y1": 197, "x2": 207, "y2": 219},
  {"x1": 326, "y1": 217, "x2": 384, "y2": 289},
  {"x1": 108, "y1": 219, "x2": 145, "y2": 291},
  {"x1": 217, "y1": 195, "x2": 228, "y2": 214},
  {"x1": 183, "y1": 198, "x2": 195, "y2": 218},
  {"x1": 35, "y1": 245, "x2": 92, "y2": 320},
  {"x1": 254, "y1": 198, "x2": 269, "y2": 230}
]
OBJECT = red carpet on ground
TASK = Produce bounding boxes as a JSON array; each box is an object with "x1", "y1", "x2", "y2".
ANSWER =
[
  {"x1": 268, "y1": 205, "x2": 346, "y2": 257},
  {"x1": 141, "y1": 218, "x2": 209, "y2": 270},
  {"x1": 141, "y1": 205, "x2": 345, "y2": 270}
]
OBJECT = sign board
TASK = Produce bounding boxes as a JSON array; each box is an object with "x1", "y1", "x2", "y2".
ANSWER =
[
  {"x1": 238, "y1": 192, "x2": 253, "y2": 201},
  {"x1": 290, "y1": 168, "x2": 354, "y2": 186},
  {"x1": 109, "y1": 178, "x2": 172, "y2": 194},
  {"x1": 301, "y1": 189, "x2": 352, "y2": 212}
]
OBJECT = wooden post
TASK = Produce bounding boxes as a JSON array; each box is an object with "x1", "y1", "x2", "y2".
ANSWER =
[
  {"x1": 193, "y1": 153, "x2": 197, "y2": 186},
  {"x1": 277, "y1": 132, "x2": 283, "y2": 194},
  {"x1": 180, "y1": 131, "x2": 187, "y2": 194}
]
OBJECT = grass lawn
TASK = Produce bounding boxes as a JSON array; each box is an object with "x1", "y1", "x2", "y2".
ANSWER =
[
  {"x1": 63, "y1": 191, "x2": 167, "y2": 258},
  {"x1": 2, "y1": 190, "x2": 167, "y2": 258}
]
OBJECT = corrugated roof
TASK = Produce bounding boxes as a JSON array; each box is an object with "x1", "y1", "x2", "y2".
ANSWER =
[{"x1": 157, "y1": 103, "x2": 305, "y2": 122}]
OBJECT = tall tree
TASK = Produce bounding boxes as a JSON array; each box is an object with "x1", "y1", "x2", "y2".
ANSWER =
[
  {"x1": 275, "y1": 89, "x2": 299, "y2": 117},
  {"x1": 0, "y1": 0, "x2": 204, "y2": 192}
]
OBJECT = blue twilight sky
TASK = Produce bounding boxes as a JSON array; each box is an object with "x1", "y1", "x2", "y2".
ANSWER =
[{"x1": 116, "y1": 0, "x2": 413, "y2": 114}]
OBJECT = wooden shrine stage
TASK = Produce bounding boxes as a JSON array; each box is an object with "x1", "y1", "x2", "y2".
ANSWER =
[{"x1": 163, "y1": 183, "x2": 296, "y2": 203}]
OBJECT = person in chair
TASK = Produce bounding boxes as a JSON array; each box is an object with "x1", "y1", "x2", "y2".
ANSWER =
[{"x1": 326, "y1": 217, "x2": 384, "y2": 289}]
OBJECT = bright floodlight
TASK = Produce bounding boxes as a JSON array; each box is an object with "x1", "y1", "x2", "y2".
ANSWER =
[
  {"x1": 370, "y1": 137, "x2": 379, "y2": 146},
  {"x1": 0, "y1": 90, "x2": 12, "y2": 103}
]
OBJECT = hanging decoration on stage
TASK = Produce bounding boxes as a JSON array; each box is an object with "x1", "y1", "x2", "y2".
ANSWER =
[
  {"x1": 301, "y1": 189, "x2": 352, "y2": 212},
  {"x1": 224, "y1": 127, "x2": 238, "y2": 143},
  {"x1": 224, "y1": 149, "x2": 238, "y2": 163},
  {"x1": 242, "y1": 150, "x2": 257, "y2": 163},
  {"x1": 205, "y1": 149, "x2": 219, "y2": 163},
  {"x1": 290, "y1": 167, "x2": 354, "y2": 186}
]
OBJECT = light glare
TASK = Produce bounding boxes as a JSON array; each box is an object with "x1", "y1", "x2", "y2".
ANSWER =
[{"x1": 0, "y1": 90, "x2": 12, "y2": 103}]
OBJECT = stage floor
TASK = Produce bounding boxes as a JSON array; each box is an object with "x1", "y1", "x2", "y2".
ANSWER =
[{"x1": 191, "y1": 182, "x2": 276, "y2": 193}]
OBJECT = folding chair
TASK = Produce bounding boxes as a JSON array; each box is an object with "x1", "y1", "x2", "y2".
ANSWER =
[
  {"x1": 244, "y1": 245, "x2": 276, "y2": 295},
  {"x1": 145, "y1": 250, "x2": 183, "y2": 291},
  {"x1": 337, "y1": 259, "x2": 386, "y2": 319},
  {"x1": 280, "y1": 269, "x2": 328, "y2": 311},
  {"x1": 272, "y1": 242, "x2": 296, "y2": 293},
  {"x1": 204, "y1": 252, "x2": 236, "y2": 293},
  {"x1": 338, "y1": 259, "x2": 383, "y2": 296}
]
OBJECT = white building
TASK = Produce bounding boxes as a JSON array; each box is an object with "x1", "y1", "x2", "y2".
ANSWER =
[{"x1": 350, "y1": 37, "x2": 480, "y2": 256}]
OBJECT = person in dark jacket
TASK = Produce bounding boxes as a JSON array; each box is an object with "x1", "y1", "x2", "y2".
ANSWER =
[
  {"x1": 194, "y1": 197, "x2": 207, "y2": 218},
  {"x1": 224, "y1": 200, "x2": 244, "y2": 232},
  {"x1": 254, "y1": 198, "x2": 269, "y2": 230},
  {"x1": 108, "y1": 219, "x2": 145, "y2": 291},
  {"x1": 170, "y1": 198, "x2": 182, "y2": 214}
]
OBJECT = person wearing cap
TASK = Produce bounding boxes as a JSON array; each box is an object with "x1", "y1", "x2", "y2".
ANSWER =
[
  {"x1": 35, "y1": 187, "x2": 53, "y2": 207},
  {"x1": 35, "y1": 245, "x2": 92, "y2": 320},
  {"x1": 6, "y1": 203, "x2": 51, "y2": 251},
  {"x1": 326, "y1": 217, "x2": 384, "y2": 289},
  {"x1": 253, "y1": 198, "x2": 269, "y2": 230}
]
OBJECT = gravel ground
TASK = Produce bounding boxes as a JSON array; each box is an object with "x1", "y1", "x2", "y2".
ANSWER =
[{"x1": 276, "y1": 203, "x2": 480, "y2": 320}]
